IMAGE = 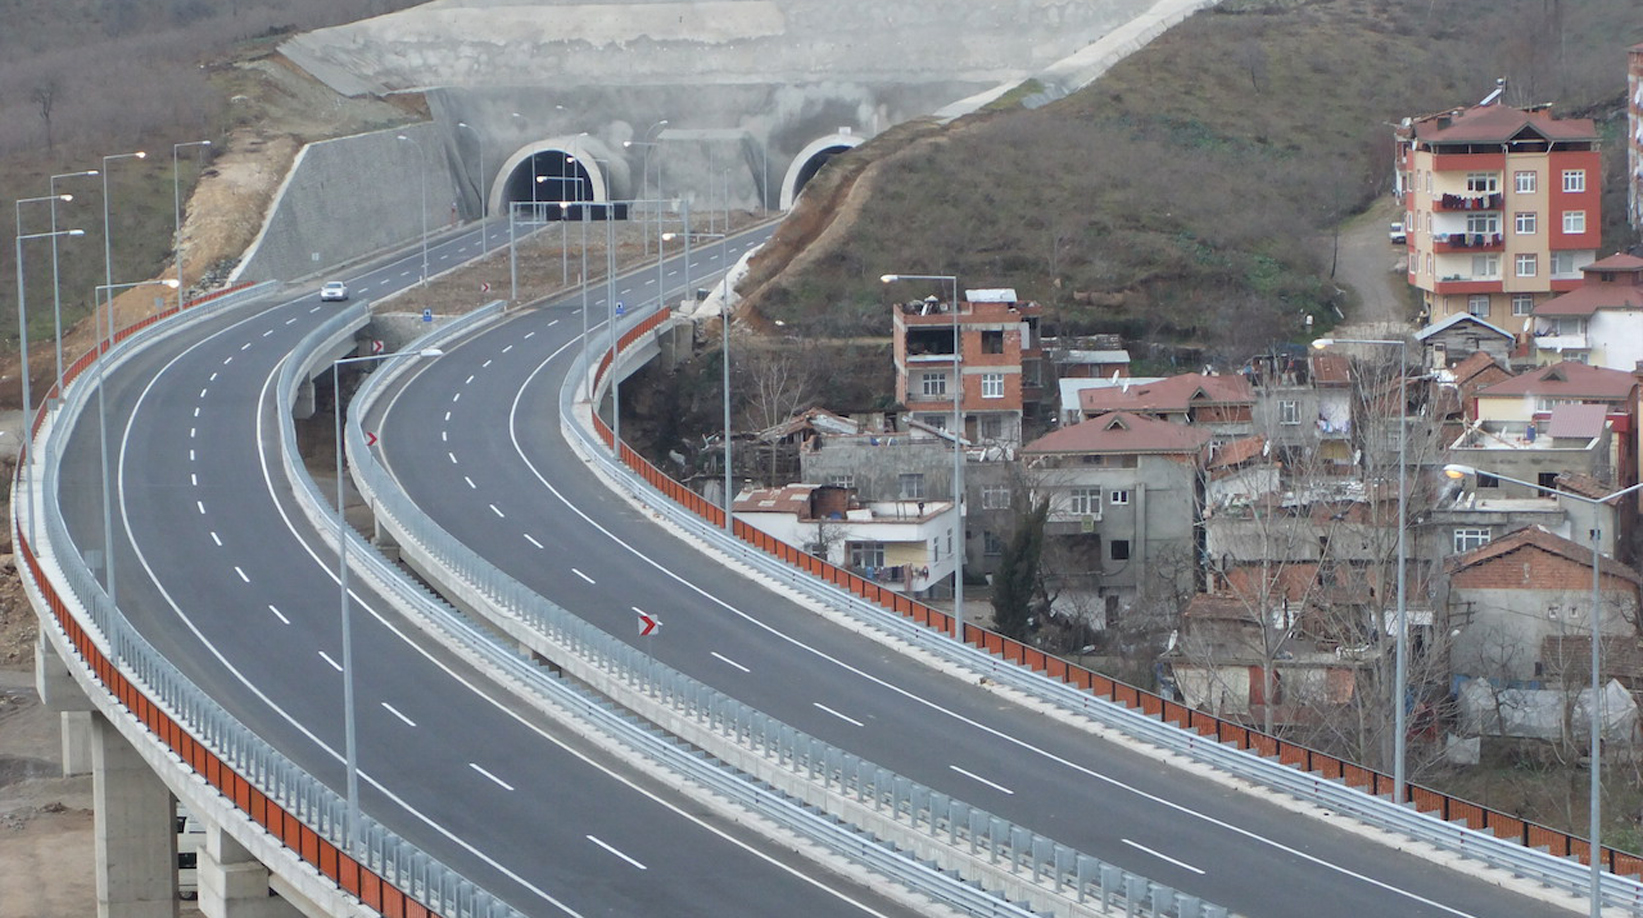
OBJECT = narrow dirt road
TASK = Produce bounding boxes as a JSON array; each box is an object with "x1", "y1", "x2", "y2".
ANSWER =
[{"x1": 1329, "y1": 196, "x2": 1415, "y2": 333}]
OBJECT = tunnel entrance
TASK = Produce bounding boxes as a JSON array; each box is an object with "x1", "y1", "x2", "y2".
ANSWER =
[
  {"x1": 499, "y1": 149, "x2": 610, "y2": 218},
  {"x1": 779, "y1": 133, "x2": 865, "y2": 210}
]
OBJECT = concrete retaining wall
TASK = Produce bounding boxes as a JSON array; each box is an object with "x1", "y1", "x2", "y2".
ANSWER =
[{"x1": 234, "y1": 123, "x2": 456, "y2": 284}]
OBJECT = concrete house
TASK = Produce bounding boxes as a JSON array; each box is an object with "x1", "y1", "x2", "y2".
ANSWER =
[
  {"x1": 1529, "y1": 253, "x2": 1643, "y2": 369},
  {"x1": 1077, "y1": 372, "x2": 1256, "y2": 446},
  {"x1": 1442, "y1": 525, "x2": 1641, "y2": 683},
  {"x1": 891, "y1": 288, "x2": 1044, "y2": 448},
  {"x1": 1021, "y1": 411, "x2": 1211, "y2": 622}
]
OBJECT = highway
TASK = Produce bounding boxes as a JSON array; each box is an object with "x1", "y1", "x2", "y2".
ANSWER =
[
  {"x1": 368, "y1": 223, "x2": 1578, "y2": 918},
  {"x1": 51, "y1": 222, "x2": 923, "y2": 918}
]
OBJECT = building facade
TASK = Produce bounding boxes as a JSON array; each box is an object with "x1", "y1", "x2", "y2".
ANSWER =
[
  {"x1": 1395, "y1": 99, "x2": 1601, "y2": 327},
  {"x1": 890, "y1": 288, "x2": 1044, "y2": 448}
]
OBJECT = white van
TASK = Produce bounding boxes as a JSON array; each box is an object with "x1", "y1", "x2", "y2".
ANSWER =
[{"x1": 176, "y1": 806, "x2": 206, "y2": 900}]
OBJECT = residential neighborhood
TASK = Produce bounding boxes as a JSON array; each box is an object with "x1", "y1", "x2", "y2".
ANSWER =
[{"x1": 707, "y1": 59, "x2": 1643, "y2": 775}]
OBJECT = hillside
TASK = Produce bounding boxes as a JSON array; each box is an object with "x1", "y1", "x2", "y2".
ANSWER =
[{"x1": 739, "y1": 0, "x2": 1643, "y2": 369}]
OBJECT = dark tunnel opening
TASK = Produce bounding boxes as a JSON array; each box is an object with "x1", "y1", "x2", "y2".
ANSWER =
[
  {"x1": 793, "y1": 145, "x2": 850, "y2": 198},
  {"x1": 501, "y1": 149, "x2": 597, "y2": 218}
]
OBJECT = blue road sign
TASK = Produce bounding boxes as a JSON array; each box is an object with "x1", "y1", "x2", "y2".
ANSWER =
[
  {"x1": 422, "y1": 308, "x2": 433, "y2": 323},
  {"x1": 615, "y1": 301, "x2": 626, "y2": 316}
]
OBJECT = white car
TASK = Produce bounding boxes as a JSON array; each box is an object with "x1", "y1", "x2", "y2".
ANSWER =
[
  {"x1": 1388, "y1": 222, "x2": 1406, "y2": 244},
  {"x1": 320, "y1": 281, "x2": 349, "y2": 302}
]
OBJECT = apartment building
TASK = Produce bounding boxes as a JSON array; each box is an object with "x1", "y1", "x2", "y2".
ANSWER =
[
  {"x1": 890, "y1": 288, "x2": 1044, "y2": 448},
  {"x1": 1629, "y1": 42, "x2": 1643, "y2": 229},
  {"x1": 1395, "y1": 98, "x2": 1601, "y2": 326}
]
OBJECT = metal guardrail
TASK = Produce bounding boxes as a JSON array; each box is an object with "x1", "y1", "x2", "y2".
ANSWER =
[
  {"x1": 345, "y1": 305, "x2": 1231, "y2": 918},
  {"x1": 21, "y1": 286, "x2": 522, "y2": 918},
  {"x1": 564, "y1": 309, "x2": 1643, "y2": 915}
]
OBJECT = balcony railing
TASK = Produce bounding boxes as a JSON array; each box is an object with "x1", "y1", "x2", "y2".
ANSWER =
[
  {"x1": 1434, "y1": 192, "x2": 1503, "y2": 212},
  {"x1": 1432, "y1": 232, "x2": 1503, "y2": 252},
  {"x1": 1531, "y1": 332, "x2": 1590, "y2": 353}
]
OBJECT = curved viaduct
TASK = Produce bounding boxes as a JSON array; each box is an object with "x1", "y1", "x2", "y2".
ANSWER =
[{"x1": 275, "y1": 0, "x2": 1198, "y2": 221}]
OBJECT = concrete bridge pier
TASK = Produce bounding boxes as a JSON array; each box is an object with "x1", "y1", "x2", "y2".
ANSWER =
[
  {"x1": 36, "y1": 633, "x2": 96, "y2": 775},
  {"x1": 197, "y1": 824, "x2": 299, "y2": 918},
  {"x1": 92, "y1": 713, "x2": 179, "y2": 918}
]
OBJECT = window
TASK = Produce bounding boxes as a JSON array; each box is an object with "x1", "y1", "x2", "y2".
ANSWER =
[
  {"x1": 1069, "y1": 487, "x2": 1101, "y2": 515},
  {"x1": 1277, "y1": 400, "x2": 1300, "y2": 425},
  {"x1": 849, "y1": 541, "x2": 885, "y2": 569},
  {"x1": 1453, "y1": 528, "x2": 1491, "y2": 553},
  {"x1": 1515, "y1": 170, "x2": 1537, "y2": 193},
  {"x1": 981, "y1": 373, "x2": 1005, "y2": 399},
  {"x1": 1110, "y1": 539, "x2": 1131, "y2": 561},
  {"x1": 980, "y1": 330, "x2": 1004, "y2": 354},
  {"x1": 1514, "y1": 212, "x2": 1536, "y2": 235},
  {"x1": 898, "y1": 473, "x2": 925, "y2": 500},
  {"x1": 1563, "y1": 210, "x2": 1586, "y2": 234},
  {"x1": 1512, "y1": 293, "x2": 1535, "y2": 316},
  {"x1": 1021, "y1": 359, "x2": 1042, "y2": 388},
  {"x1": 1515, "y1": 253, "x2": 1537, "y2": 277},
  {"x1": 1476, "y1": 472, "x2": 1499, "y2": 489},
  {"x1": 1562, "y1": 169, "x2": 1586, "y2": 193},
  {"x1": 828, "y1": 474, "x2": 856, "y2": 491},
  {"x1": 1425, "y1": 253, "x2": 1433, "y2": 276},
  {"x1": 979, "y1": 414, "x2": 1004, "y2": 439},
  {"x1": 983, "y1": 530, "x2": 1005, "y2": 557},
  {"x1": 1552, "y1": 251, "x2": 1578, "y2": 275},
  {"x1": 1465, "y1": 213, "x2": 1498, "y2": 234},
  {"x1": 1467, "y1": 294, "x2": 1491, "y2": 317},
  {"x1": 920, "y1": 372, "x2": 947, "y2": 397},
  {"x1": 1465, "y1": 172, "x2": 1499, "y2": 193},
  {"x1": 982, "y1": 485, "x2": 1011, "y2": 510},
  {"x1": 1471, "y1": 254, "x2": 1499, "y2": 278},
  {"x1": 922, "y1": 414, "x2": 947, "y2": 431},
  {"x1": 1538, "y1": 471, "x2": 1559, "y2": 492},
  {"x1": 1109, "y1": 489, "x2": 1130, "y2": 506}
]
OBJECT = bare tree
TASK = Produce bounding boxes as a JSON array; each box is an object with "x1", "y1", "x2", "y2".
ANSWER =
[{"x1": 30, "y1": 79, "x2": 58, "y2": 151}]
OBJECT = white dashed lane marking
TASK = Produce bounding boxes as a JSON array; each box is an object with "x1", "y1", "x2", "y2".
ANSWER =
[
  {"x1": 469, "y1": 763, "x2": 515, "y2": 791},
  {"x1": 318, "y1": 651, "x2": 342, "y2": 672},
  {"x1": 572, "y1": 568, "x2": 595, "y2": 585},
  {"x1": 711, "y1": 652, "x2": 750, "y2": 674},
  {"x1": 268, "y1": 605, "x2": 290, "y2": 625},
  {"x1": 381, "y1": 703, "x2": 417, "y2": 727}
]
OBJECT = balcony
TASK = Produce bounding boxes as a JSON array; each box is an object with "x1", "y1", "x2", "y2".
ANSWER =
[
  {"x1": 1531, "y1": 331, "x2": 1590, "y2": 353},
  {"x1": 1434, "y1": 192, "x2": 1503, "y2": 212},
  {"x1": 1431, "y1": 233, "x2": 1503, "y2": 253}
]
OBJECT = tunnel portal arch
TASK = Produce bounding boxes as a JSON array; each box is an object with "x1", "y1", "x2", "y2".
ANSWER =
[
  {"x1": 492, "y1": 139, "x2": 611, "y2": 217},
  {"x1": 779, "y1": 133, "x2": 864, "y2": 211}
]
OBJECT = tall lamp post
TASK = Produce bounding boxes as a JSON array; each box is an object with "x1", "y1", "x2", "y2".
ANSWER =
[
  {"x1": 332, "y1": 347, "x2": 442, "y2": 852},
  {"x1": 14, "y1": 220, "x2": 85, "y2": 541},
  {"x1": 102, "y1": 150, "x2": 148, "y2": 324},
  {"x1": 1443, "y1": 463, "x2": 1643, "y2": 918},
  {"x1": 172, "y1": 140, "x2": 212, "y2": 311},
  {"x1": 395, "y1": 135, "x2": 430, "y2": 284},
  {"x1": 881, "y1": 273, "x2": 964, "y2": 641},
  {"x1": 1313, "y1": 335, "x2": 1410, "y2": 805},
  {"x1": 625, "y1": 118, "x2": 668, "y2": 253},
  {"x1": 49, "y1": 169, "x2": 98, "y2": 396},
  {"x1": 455, "y1": 122, "x2": 487, "y2": 252},
  {"x1": 92, "y1": 279, "x2": 179, "y2": 603}
]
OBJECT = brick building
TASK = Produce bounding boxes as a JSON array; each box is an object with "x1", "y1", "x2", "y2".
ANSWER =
[
  {"x1": 890, "y1": 288, "x2": 1044, "y2": 448},
  {"x1": 1395, "y1": 97, "x2": 1601, "y2": 327}
]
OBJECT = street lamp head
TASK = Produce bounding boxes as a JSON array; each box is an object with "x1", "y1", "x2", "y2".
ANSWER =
[
  {"x1": 1311, "y1": 338, "x2": 1334, "y2": 349},
  {"x1": 879, "y1": 274, "x2": 900, "y2": 283},
  {"x1": 162, "y1": 278, "x2": 181, "y2": 289},
  {"x1": 417, "y1": 348, "x2": 444, "y2": 358},
  {"x1": 457, "y1": 121, "x2": 469, "y2": 128},
  {"x1": 66, "y1": 229, "x2": 85, "y2": 237},
  {"x1": 396, "y1": 134, "x2": 410, "y2": 141},
  {"x1": 1442, "y1": 463, "x2": 1475, "y2": 480},
  {"x1": 133, "y1": 151, "x2": 147, "y2": 159},
  {"x1": 57, "y1": 194, "x2": 73, "y2": 202}
]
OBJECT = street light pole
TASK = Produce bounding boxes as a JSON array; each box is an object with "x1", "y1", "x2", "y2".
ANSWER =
[
  {"x1": 14, "y1": 220, "x2": 84, "y2": 541},
  {"x1": 172, "y1": 140, "x2": 211, "y2": 312},
  {"x1": 456, "y1": 122, "x2": 487, "y2": 252},
  {"x1": 1443, "y1": 463, "x2": 1643, "y2": 918},
  {"x1": 49, "y1": 169, "x2": 98, "y2": 397},
  {"x1": 1313, "y1": 335, "x2": 1409, "y2": 805},
  {"x1": 332, "y1": 347, "x2": 442, "y2": 853},
  {"x1": 881, "y1": 273, "x2": 964, "y2": 641},
  {"x1": 91, "y1": 279, "x2": 178, "y2": 604},
  {"x1": 102, "y1": 150, "x2": 148, "y2": 345},
  {"x1": 395, "y1": 134, "x2": 430, "y2": 284}
]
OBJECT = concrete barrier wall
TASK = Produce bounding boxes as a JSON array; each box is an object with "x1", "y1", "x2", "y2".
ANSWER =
[{"x1": 235, "y1": 122, "x2": 456, "y2": 283}]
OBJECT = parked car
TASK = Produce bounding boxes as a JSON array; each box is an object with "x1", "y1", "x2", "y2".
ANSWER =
[
  {"x1": 320, "y1": 281, "x2": 349, "y2": 301},
  {"x1": 1388, "y1": 222, "x2": 1406, "y2": 244}
]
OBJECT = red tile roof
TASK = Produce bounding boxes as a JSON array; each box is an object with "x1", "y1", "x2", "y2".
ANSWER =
[
  {"x1": 1024, "y1": 411, "x2": 1212, "y2": 455},
  {"x1": 1450, "y1": 351, "x2": 1508, "y2": 388},
  {"x1": 1544, "y1": 403, "x2": 1608, "y2": 439},
  {"x1": 1208, "y1": 435, "x2": 1267, "y2": 470},
  {"x1": 1078, "y1": 372, "x2": 1254, "y2": 414},
  {"x1": 1475, "y1": 361, "x2": 1637, "y2": 402},
  {"x1": 1445, "y1": 525, "x2": 1643, "y2": 585},
  {"x1": 1409, "y1": 103, "x2": 1597, "y2": 144},
  {"x1": 1583, "y1": 253, "x2": 1643, "y2": 273}
]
